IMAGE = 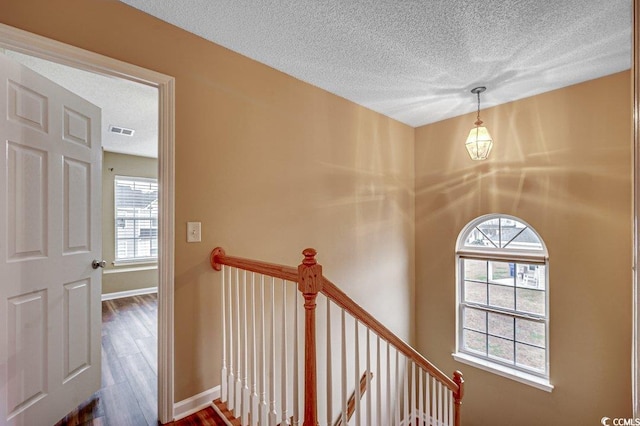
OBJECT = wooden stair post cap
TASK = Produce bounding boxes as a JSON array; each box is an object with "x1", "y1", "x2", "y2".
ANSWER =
[{"x1": 302, "y1": 248, "x2": 317, "y2": 266}]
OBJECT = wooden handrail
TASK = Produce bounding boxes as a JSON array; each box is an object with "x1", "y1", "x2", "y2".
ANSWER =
[
  {"x1": 322, "y1": 278, "x2": 459, "y2": 393},
  {"x1": 210, "y1": 247, "x2": 298, "y2": 282},
  {"x1": 333, "y1": 371, "x2": 373, "y2": 426}
]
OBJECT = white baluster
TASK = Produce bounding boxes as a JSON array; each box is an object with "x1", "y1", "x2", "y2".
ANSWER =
[
  {"x1": 376, "y1": 335, "x2": 381, "y2": 426},
  {"x1": 228, "y1": 268, "x2": 235, "y2": 412},
  {"x1": 293, "y1": 286, "x2": 299, "y2": 426},
  {"x1": 355, "y1": 319, "x2": 360, "y2": 426},
  {"x1": 235, "y1": 268, "x2": 242, "y2": 417},
  {"x1": 449, "y1": 388, "x2": 454, "y2": 426},
  {"x1": 250, "y1": 273, "x2": 258, "y2": 426},
  {"x1": 259, "y1": 275, "x2": 268, "y2": 426},
  {"x1": 425, "y1": 373, "x2": 430, "y2": 425},
  {"x1": 341, "y1": 309, "x2": 347, "y2": 426},
  {"x1": 443, "y1": 385, "x2": 448, "y2": 426},
  {"x1": 326, "y1": 299, "x2": 332, "y2": 426},
  {"x1": 418, "y1": 368, "x2": 423, "y2": 425},
  {"x1": 432, "y1": 377, "x2": 437, "y2": 426},
  {"x1": 242, "y1": 271, "x2": 250, "y2": 425},
  {"x1": 438, "y1": 380, "x2": 443, "y2": 426},
  {"x1": 387, "y1": 342, "x2": 391, "y2": 425},
  {"x1": 366, "y1": 329, "x2": 371, "y2": 426},
  {"x1": 410, "y1": 362, "x2": 416, "y2": 425},
  {"x1": 403, "y1": 357, "x2": 408, "y2": 426},
  {"x1": 269, "y1": 277, "x2": 278, "y2": 426},
  {"x1": 395, "y1": 349, "x2": 400, "y2": 425},
  {"x1": 221, "y1": 265, "x2": 228, "y2": 402},
  {"x1": 281, "y1": 280, "x2": 290, "y2": 425}
]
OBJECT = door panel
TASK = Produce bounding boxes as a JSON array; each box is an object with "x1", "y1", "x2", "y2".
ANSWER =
[
  {"x1": 0, "y1": 52, "x2": 102, "y2": 426},
  {"x1": 7, "y1": 80, "x2": 48, "y2": 132},
  {"x1": 7, "y1": 142, "x2": 48, "y2": 260},
  {"x1": 63, "y1": 157, "x2": 91, "y2": 253},
  {"x1": 63, "y1": 278, "x2": 91, "y2": 382},
  {"x1": 63, "y1": 106, "x2": 92, "y2": 147},
  {"x1": 7, "y1": 290, "x2": 47, "y2": 418}
]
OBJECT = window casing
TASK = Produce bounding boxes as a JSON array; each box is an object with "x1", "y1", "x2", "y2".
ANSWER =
[
  {"x1": 455, "y1": 214, "x2": 550, "y2": 389},
  {"x1": 114, "y1": 176, "x2": 158, "y2": 263}
]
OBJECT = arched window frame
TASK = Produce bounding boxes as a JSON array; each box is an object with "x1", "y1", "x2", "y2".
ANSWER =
[{"x1": 453, "y1": 214, "x2": 553, "y2": 392}]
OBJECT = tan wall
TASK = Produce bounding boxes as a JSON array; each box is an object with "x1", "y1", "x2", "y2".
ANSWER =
[
  {"x1": 1, "y1": 0, "x2": 415, "y2": 402},
  {"x1": 102, "y1": 151, "x2": 158, "y2": 295},
  {"x1": 415, "y1": 72, "x2": 632, "y2": 425}
]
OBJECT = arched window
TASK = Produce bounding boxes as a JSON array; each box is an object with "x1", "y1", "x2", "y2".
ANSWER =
[{"x1": 454, "y1": 214, "x2": 552, "y2": 391}]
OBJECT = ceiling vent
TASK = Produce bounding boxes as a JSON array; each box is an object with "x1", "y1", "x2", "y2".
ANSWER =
[{"x1": 109, "y1": 125, "x2": 135, "y2": 137}]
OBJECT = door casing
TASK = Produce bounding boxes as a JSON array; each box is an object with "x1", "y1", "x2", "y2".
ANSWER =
[{"x1": 0, "y1": 23, "x2": 176, "y2": 423}]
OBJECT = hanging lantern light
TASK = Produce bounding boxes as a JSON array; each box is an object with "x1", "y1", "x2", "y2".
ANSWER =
[{"x1": 465, "y1": 86, "x2": 493, "y2": 160}]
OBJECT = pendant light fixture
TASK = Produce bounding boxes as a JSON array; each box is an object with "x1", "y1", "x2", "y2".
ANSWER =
[{"x1": 465, "y1": 86, "x2": 493, "y2": 160}]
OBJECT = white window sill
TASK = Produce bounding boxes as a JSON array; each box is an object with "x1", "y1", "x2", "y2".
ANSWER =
[
  {"x1": 112, "y1": 259, "x2": 157, "y2": 267},
  {"x1": 452, "y1": 352, "x2": 554, "y2": 392},
  {"x1": 104, "y1": 264, "x2": 158, "y2": 274}
]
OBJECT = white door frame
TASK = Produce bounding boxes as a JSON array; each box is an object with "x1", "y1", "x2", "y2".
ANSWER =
[{"x1": 0, "y1": 23, "x2": 176, "y2": 423}]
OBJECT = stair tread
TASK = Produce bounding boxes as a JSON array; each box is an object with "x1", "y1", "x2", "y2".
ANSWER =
[{"x1": 212, "y1": 399, "x2": 242, "y2": 426}]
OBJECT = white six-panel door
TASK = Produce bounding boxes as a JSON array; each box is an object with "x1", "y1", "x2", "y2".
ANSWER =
[{"x1": 0, "y1": 52, "x2": 102, "y2": 426}]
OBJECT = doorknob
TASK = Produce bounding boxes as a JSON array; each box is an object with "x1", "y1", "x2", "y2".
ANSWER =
[{"x1": 92, "y1": 260, "x2": 106, "y2": 269}]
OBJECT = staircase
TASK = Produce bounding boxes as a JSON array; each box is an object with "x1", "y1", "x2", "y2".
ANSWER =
[{"x1": 209, "y1": 247, "x2": 464, "y2": 426}]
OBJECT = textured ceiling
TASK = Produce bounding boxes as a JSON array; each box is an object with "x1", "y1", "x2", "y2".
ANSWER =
[
  {"x1": 120, "y1": 0, "x2": 631, "y2": 127},
  {"x1": 4, "y1": 50, "x2": 158, "y2": 158}
]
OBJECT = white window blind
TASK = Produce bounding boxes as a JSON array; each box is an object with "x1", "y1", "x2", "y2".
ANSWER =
[{"x1": 114, "y1": 176, "x2": 158, "y2": 263}]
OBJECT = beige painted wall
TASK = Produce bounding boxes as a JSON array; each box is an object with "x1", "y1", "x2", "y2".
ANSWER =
[
  {"x1": 415, "y1": 72, "x2": 632, "y2": 425},
  {"x1": 1, "y1": 0, "x2": 415, "y2": 402},
  {"x1": 102, "y1": 151, "x2": 158, "y2": 295}
]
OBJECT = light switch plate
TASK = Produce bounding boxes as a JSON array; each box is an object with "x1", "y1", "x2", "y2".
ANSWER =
[{"x1": 187, "y1": 222, "x2": 201, "y2": 242}]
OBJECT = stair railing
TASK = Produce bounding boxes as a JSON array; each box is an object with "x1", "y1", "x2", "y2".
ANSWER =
[{"x1": 211, "y1": 247, "x2": 464, "y2": 426}]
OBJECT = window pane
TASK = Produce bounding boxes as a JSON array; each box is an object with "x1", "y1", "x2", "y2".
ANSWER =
[
  {"x1": 464, "y1": 259, "x2": 486, "y2": 282},
  {"x1": 476, "y1": 219, "x2": 500, "y2": 248},
  {"x1": 488, "y1": 312, "x2": 514, "y2": 340},
  {"x1": 516, "y1": 343, "x2": 546, "y2": 372},
  {"x1": 498, "y1": 218, "x2": 527, "y2": 248},
  {"x1": 464, "y1": 227, "x2": 496, "y2": 248},
  {"x1": 515, "y1": 318, "x2": 545, "y2": 348},
  {"x1": 463, "y1": 329, "x2": 486, "y2": 355},
  {"x1": 504, "y1": 227, "x2": 543, "y2": 251},
  {"x1": 115, "y1": 176, "x2": 158, "y2": 261},
  {"x1": 117, "y1": 240, "x2": 131, "y2": 258},
  {"x1": 516, "y1": 288, "x2": 545, "y2": 315},
  {"x1": 516, "y1": 264, "x2": 545, "y2": 290},
  {"x1": 464, "y1": 307, "x2": 486, "y2": 332},
  {"x1": 488, "y1": 284, "x2": 514, "y2": 310},
  {"x1": 489, "y1": 261, "x2": 514, "y2": 285},
  {"x1": 464, "y1": 281, "x2": 487, "y2": 305},
  {"x1": 488, "y1": 335, "x2": 514, "y2": 362}
]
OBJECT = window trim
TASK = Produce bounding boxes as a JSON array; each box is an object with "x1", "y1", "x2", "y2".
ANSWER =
[
  {"x1": 114, "y1": 175, "x2": 159, "y2": 263},
  {"x1": 452, "y1": 352, "x2": 553, "y2": 392},
  {"x1": 453, "y1": 214, "x2": 552, "y2": 391}
]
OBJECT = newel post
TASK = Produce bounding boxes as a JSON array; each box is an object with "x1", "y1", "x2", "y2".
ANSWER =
[
  {"x1": 298, "y1": 248, "x2": 322, "y2": 426},
  {"x1": 453, "y1": 370, "x2": 464, "y2": 426}
]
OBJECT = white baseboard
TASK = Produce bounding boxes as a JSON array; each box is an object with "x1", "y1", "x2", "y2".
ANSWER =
[
  {"x1": 101, "y1": 286, "x2": 158, "y2": 301},
  {"x1": 173, "y1": 386, "x2": 220, "y2": 421}
]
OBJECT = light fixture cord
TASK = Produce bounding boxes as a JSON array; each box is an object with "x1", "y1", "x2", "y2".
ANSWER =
[{"x1": 476, "y1": 91, "x2": 482, "y2": 126}]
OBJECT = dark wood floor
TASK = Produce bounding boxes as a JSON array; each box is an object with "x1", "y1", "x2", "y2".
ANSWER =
[
  {"x1": 55, "y1": 294, "x2": 158, "y2": 425},
  {"x1": 56, "y1": 294, "x2": 226, "y2": 426}
]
